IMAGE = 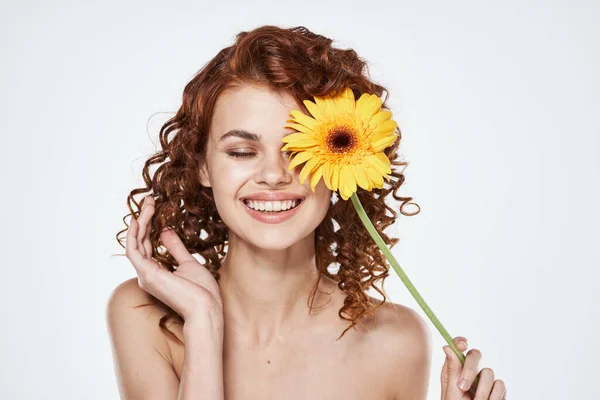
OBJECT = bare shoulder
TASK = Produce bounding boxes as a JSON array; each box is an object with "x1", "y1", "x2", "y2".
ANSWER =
[
  {"x1": 106, "y1": 277, "x2": 163, "y2": 323},
  {"x1": 106, "y1": 277, "x2": 173, "y2": 352},
  {"x1": 106, "y1": 277, "x2": 184, "y2": 343},
  {"x1": 365, "y1": 297, "x2": 433, "y2": 400},
  {"x1": 369, "y1": 297, "x2": 429, "y2": 336},
  {"x1": 106, "y1": 278, "x2": 183, "y2": 397},
  {"x1": 107, "y1": 277, "x2": 153, "y2": 309}
]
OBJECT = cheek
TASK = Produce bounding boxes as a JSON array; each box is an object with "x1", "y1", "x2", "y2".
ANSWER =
[
  {"x1": 208, "y1": 162, "x2": 254, "y2": 217},
  {"x1": 211, "y1": 161, "x2": 253, "y2": 191},
  {"x1": 313, "y1": 178, "x2": 332, "y2": 201},
  {"x1": 313, "y1": 181, "x2": 333, "y2": 215}
]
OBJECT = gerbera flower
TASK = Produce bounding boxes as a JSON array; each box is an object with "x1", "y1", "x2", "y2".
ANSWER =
[{"x1": 282, "y1": 87, "x2": 399, "y2": 200}]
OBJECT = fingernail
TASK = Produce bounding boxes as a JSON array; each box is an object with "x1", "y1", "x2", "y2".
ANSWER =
[
  {"x1": 459, "y1": 340, "x2": 467, "y2": 347},
  {"x1": 458, "y1": 377, "x2": 469, "y2": 390}
]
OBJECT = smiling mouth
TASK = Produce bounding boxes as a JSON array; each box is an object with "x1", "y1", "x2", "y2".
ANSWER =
[{"x1": 242, "y1": 199, "x2": 303, "y2": 213}]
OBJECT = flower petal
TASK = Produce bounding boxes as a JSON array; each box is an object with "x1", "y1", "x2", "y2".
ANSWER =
[
  {"x1": 282, "y1": 133, "x2": 319, "y2": 151},
  {"x1": 340, "y1": 87, "x2": 355, "y2": 101},
  {"x1": 299, "y1": 156, "x2": 321, "y2": 185},
  {"x1": 333, "y1": 87, "x2": 355, "y2": 114},
  {"x1": 368, "y1": 110, "x2": 392, "y2": 130},
  {"x1": 314, "y1": 96, "x2": 332, "y2": 116},
  {"x1": 374, "y1": 151, "x2": 392, "y2": 174},
  {"x1": 356, "y1": 93, "x2": 382, "y2": 122},
  {"x1": 365, "y1": 152, "x2": 392, "y2": 176},
  {"x1": 351, "y1": 164, "x2": 371, "y2": 191},
  {"x1": 284, "y1": 122, "x2": 317, "y2": 137},
  {"x1": 309, "y1": 165, "x2": 324, "y2": 193},
  {"x1": 372, "y1": 119, "x2": 397, "y2": 136},
  {"x1": 371, "y1": 129, "x2": 397, "y2": 143},
  {"x1": 288, "y1": 150, "x2": 313, "y2": 171},
  {"x1": 282, "y1": 132, "x2": 316, "y2": 144},
  {"x1": 363, "y1": 165, "x2": 384, "y2": 188},
  {"x1": 321, "y1": 162, "x2": 333, "y2": 191},
  {"x1": 302, "y1": 99, "x2": 326, "y2": 122},
  {"x1": 340, "y1": 164, "x2": 357, "y2": 197},
  {"x1": 289, "y1": 110, "x2": 320, "y2": 131},
  {"x1": 331, "y1": 163, "x2": 340, "y2": 192},
  {"x1": 324, "y1": 96, "x2": 337, "y2": 116},
  {"x1": 371, "y1": 133, "x2": 399, "y2": 152},
  {"x1": 339, "y1": 187, "x2": 350, "y2": 201}
]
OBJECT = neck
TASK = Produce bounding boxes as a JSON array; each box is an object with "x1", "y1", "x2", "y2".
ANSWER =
[{"x1": 217, "y1": 233, "x2": 329, "y2": 347}]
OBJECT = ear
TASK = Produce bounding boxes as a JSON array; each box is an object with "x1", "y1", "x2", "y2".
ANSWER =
[{"x1": 199, "y1": 162, "x2": 212, "y2": 188}]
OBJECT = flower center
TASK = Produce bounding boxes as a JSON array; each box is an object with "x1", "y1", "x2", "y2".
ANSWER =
[{"x1": 326, "y1": 126, "x2": 357, "y2": 154}]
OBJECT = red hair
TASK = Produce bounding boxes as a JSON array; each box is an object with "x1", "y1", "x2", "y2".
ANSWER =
[{"x1": 115, "y1": 25, "x2": 420, "y2": 342}]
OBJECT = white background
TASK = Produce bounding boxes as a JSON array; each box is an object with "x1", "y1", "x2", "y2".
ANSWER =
[{"x1": 1, "y1": 0, "x2": 598, "y2": 399}]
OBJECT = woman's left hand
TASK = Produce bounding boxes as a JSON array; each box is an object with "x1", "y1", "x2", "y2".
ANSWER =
[{"x1": 440, "y1": 336, "x2": 507, "y2": 400}]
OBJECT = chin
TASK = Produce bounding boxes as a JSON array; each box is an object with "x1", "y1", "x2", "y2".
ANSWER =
[{"x1": 245, "y1": 227, "x2": 312, "y2": 251}]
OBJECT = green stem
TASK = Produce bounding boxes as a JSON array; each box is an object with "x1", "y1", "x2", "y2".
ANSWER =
[{"x1": 350, "y1": 193, "x2": 479, "y2": 386}]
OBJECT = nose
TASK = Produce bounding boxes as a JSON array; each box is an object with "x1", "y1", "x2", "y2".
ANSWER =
[{"x1": 253, "y1": 149, "x2": 294, "y2": 187}]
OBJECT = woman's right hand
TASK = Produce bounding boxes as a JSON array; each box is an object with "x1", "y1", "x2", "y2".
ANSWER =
[{"x1": 125, "y1": 195, "x2": 223, "y2": 323}]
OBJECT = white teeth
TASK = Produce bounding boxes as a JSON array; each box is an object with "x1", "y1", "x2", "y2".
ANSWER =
[{"x1": 244, "y1": 199, "x2": 300, "y2": 212}]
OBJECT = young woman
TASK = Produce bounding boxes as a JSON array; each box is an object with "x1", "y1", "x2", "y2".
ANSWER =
[{"x1": 108, "y1": 25, "x2": 507, "y2": 400}]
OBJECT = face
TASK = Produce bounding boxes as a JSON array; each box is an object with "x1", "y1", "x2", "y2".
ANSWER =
[{"x1": 199, "y1": 83, "x2": 332, "y2": 250}]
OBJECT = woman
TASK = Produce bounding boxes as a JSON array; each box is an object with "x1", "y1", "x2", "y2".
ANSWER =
[{"x1": 108, "y1": 25, "x2": 507, "y2": 399}]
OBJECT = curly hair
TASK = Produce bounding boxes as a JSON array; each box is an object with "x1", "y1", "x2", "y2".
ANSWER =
[{"x1": 115, "y1": 24, "x2": 420, "y2": 343}]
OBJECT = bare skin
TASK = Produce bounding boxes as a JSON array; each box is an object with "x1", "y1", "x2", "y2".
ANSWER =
[
  {"x1": 107, "y1": 84, "x2": 507, "y2": 400},
  {"x1": 165, "y1": 278, "x2": 422, "y2": 399},
  {"x1": 110, "y1": 275, "x2": 431, "y2": 400},
  {"x1": 111, "y1": 197, "x2": 506, "y2": 399}
]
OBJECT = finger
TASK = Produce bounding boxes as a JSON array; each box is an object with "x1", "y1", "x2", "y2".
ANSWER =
[
  {"x1": 141, "y1": 196, "x2": 156, "y2": 258},
  {"x1": 127, "y1": 220, "x2": 183, "y2": 300},
  {"x1": 126, "y1": 217, "x2": 139, "y2": 253},
  {"x1": 489, "y1": 379, "x2": 507, "y2": 400},
  {"x1": 137, "y1": 196, "x2": 155, "y2": 257},
  {"x1": 453, "y1": 336, "x2": 468, "y2": 351},
  {"x1": 440, "y1": 350, "x2": 450, "y2": 396},
  {"x1": 472, "y1": 368, "x2": 495, "y2": 400},
  {"x1": 143, "y1": 232, "x2": 153, "y2": 259},
  {"x1": 160, "y1": 227, "x2": 196, "y2": 265},
  {"x1": 126, "y1": 219, "x2": 146, "y2": 272},
  {"x1": 458, "y1": 348, "x2": 482, "y2": 392},
  {"x1": 126, "y1": 219, "x2": 164, "y2": 281},
  {"x1": 441, "y1": 345, "x2": 464, "y2": 399},
  {"x1": 441, "y1": 336, "x2": 468, "y2": 398}
]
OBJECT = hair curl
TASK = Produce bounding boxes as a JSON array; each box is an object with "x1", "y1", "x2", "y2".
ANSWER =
[{"x1": 115, "y1": 24, "x2": 420, "y2": 343}]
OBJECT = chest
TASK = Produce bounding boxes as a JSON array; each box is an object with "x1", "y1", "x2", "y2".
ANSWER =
[{"x1": 170, "y1": 329, "x2": 393, "y2": 400}]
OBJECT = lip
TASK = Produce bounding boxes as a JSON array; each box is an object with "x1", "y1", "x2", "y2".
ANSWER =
[
  {"x1": 240, "y1": 198, "x2": 304, "y2": 224},
  {"x1": 240, "y1": 191, "x2": 306, "y2": 202}
]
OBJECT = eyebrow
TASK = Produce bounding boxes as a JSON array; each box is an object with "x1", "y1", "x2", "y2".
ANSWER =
[
  {"x1": 218, "y1": 129, "x2": 294, "y2": 142},
  {"x1": 219, "y1": 129, "x2": 260, "y2": 142}
]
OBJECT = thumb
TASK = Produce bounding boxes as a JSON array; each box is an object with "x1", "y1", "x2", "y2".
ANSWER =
[{"x1": 441, "y1": 345, "x2": 466, "y2": 399}]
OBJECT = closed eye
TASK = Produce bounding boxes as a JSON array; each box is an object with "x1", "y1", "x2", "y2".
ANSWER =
[
  {"x1": 226, "y1": 151, "x2": 295, "y2": 159},
  {"x1": 226, "y1": 151, "x2": 257, "y2": 159}
]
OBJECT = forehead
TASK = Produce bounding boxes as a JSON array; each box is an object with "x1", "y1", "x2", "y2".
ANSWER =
[{"x1": 210, "y1": 84, "x2": 300, "y2": 140}]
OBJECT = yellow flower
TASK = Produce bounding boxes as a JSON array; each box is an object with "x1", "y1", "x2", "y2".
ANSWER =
[{"x1": 282, "y1": 87, "x2": 399, "y2": 200}]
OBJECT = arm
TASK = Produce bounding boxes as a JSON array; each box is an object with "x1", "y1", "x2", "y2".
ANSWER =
[
  {"x1": 178, "y1": 316, "x2": 224, "y2": 400},
  {"x1": 106, "y1": 278, "x2": 224, "y2": 400}
]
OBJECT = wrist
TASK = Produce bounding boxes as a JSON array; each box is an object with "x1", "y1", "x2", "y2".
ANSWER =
[{"x1": 184, "y1": 313, "x2": 224, "y2": 337}]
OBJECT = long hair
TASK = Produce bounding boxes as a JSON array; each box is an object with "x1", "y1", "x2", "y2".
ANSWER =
[{"x1": 115, "y1": 25, "x2": 420, "y2": 343}]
